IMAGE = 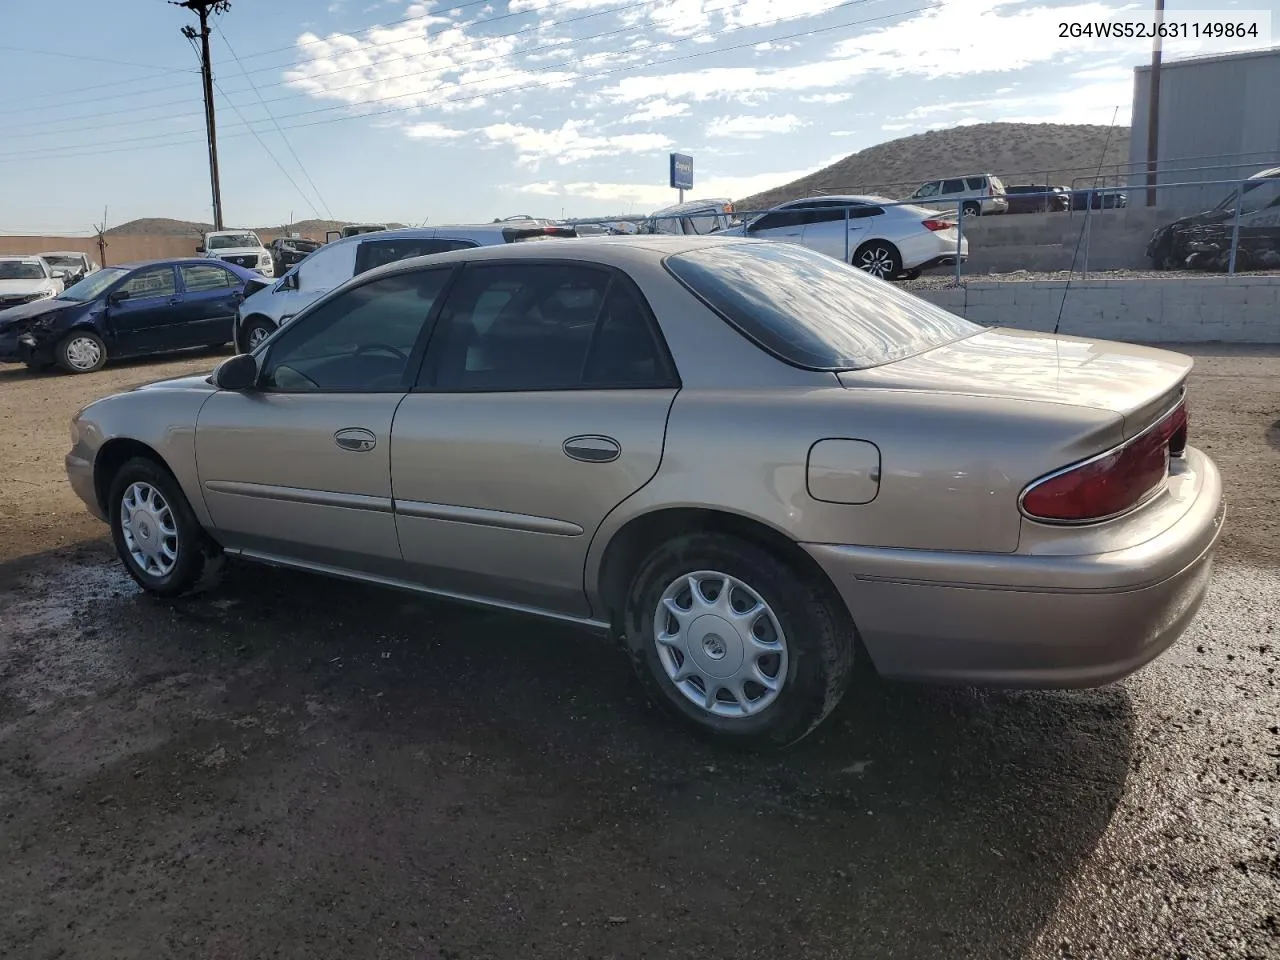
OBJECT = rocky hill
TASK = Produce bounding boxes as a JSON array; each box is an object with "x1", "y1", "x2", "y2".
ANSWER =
[{"x1": 737, "y1": 122, "x2": 1132, "y2": 210}]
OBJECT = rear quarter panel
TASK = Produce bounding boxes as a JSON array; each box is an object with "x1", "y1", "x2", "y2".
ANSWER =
[{"x1": 584, "y1": 386, "x2": 1123, "y2": 608}]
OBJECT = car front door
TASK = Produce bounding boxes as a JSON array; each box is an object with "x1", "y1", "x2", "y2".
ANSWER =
[
  {"x1": 390, "y1": 261, "x2": 679, "y2": 618},
  {"x1": 745, "y1": 207, "x2": 806, "y2": 243},
  {"x1": 176, "y1": 262, "x2": 244, "y2": 347},
  {"x1": 105, "y1": 265, "x2": 183, "y2": 356},
  {"x1": 195, "y1": 266, "x2": 454, "y2": 571}
]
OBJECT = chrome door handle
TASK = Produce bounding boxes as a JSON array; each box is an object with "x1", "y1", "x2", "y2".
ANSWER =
[
  {"x1": 334, "y1": 427, "x2": 377, "y2": 452},
  {"x1": 563, "y1": 435, "x2": 620, "y2": 463}
]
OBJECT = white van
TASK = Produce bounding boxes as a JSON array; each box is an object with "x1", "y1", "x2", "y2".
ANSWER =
[
  {"x1": 644, "y1": 198, "x2": 737, "y2": 235},
  {"x1": 232, "y1": 222, "x2": 575, "y2": 351}
]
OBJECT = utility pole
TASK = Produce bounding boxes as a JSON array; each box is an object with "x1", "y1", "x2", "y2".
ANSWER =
[
  {"x1": 94, "y1": 206, "x2": 108, "y2": 267},
  {"x1": 1145, "y1": 0, "x2": 1165, "y2": 207},
  {"x1": 172, "y1": 0, "x2": 230, "y2": 230}
]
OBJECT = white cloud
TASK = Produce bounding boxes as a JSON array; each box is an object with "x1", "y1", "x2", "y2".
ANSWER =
[
  {"x1": 801, "y1": 92, "x2": 853, "y2": 104},
  {"x1": 482, "y1": 119, "x2": 672, "y2": 166},
  {"x1": 620, "y1": 98, "x2": 691, "y2": 124},
  {"x1": 402, "y1": 121, "x2": 466, "y2": 138},
  {"x1": 706, "y1": 113, "x2": 805, "y2": 137}
]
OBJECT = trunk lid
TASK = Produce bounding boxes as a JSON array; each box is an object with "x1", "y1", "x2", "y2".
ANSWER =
[{"x1": 837, "y1": 327, "x2": 1190, "y2": 438}]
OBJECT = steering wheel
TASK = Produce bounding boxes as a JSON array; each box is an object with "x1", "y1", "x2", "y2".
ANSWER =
[{"x1": 354, "y1": 342, "x2": 408, "y2": 361}]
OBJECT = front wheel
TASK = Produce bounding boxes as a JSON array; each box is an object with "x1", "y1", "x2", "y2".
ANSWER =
[
  {"x1": 853, "y1": 241, "x2": 903, "y2": 282},
  {"x1": 239, "y1": 316, "x2": 276, "y2": 353},
  {"x1": 56, "y1": 330, "x2": 107, "y2": 373},
  {"x1": 622, "y1": 533, "x2": 854, "y2": 749},
  {"x1": 108, "y1": 457, "x2": 224, "y2": 597}
]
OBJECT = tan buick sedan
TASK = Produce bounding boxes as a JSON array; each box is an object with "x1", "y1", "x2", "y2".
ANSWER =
[{"x1": 66, "y1": 237, "x2": 1223, "y2": 747}]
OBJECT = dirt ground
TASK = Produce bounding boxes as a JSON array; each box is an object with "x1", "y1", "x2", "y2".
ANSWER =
[{"x1": 1, "y1": 346, "x2": 1278, "y2": 960}]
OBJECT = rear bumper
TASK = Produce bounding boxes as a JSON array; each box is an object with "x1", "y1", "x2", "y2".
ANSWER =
[{"x1": 802, "y1": 449, "x2": 1224, "y2": 688}]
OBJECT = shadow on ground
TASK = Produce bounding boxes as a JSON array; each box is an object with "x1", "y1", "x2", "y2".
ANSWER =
[{"x1": 0, "y1": 545, "x2": 1132, "y2": 959}]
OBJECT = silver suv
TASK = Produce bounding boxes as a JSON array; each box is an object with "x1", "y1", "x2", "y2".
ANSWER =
[{"x1": 908, "y1": 174, "x2": 1009, "y2": 217}]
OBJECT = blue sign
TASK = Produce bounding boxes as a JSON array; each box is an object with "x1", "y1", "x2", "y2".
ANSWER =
[{"x1": 669, "y1": 153, "x2": 693, "y2": 191}]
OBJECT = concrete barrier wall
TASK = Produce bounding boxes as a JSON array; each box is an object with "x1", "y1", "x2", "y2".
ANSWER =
[
  {"x1": 960, "y1": 207, "x2": 1173, "y2": 274},
  {"x1": 916, "y1": 277, "x2": 1280, "y2": 343}
]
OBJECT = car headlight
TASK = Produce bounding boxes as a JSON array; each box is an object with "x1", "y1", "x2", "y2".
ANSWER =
[{"x1": 259, "y1": 254, "x2": 272, "y2": 265}]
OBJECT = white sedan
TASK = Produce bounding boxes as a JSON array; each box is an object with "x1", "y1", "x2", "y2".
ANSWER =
[
  {"x1": 723, "y1": 195, "x2": 968, "y2": 280},
  {"x1": 0, "y1": 256, "x2": 64, "y2": 312}
]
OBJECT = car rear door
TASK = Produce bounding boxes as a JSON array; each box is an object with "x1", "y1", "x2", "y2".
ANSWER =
[
  {"x1": 106, "y1": 265, "x2": 184, "y2": 356},
  {"x1": 175, "y1": 262, "x2": 244, "y2": 347},
  {"x1": 390, "y1": 260, "x2": 678, "y2": 618},
  {"x1": 195, "y1": 266, "x2": 454, "y2": 571},
  {"x1": 352, "y1": 235, "x2": 478, "y2": 276}
]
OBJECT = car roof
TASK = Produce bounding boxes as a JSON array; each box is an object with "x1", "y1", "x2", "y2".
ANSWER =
[
  {"x1": 356, "y1": 234, "x2": 748, "y2": 284},
  {"x1": 649, "y1": 198, "x2": 733, "y2": 216},
  {"x1": 1250, "y1": 166, "x2": 1280, "y2": 179},
  {"x1": 111, "y1": 257, "x2": 251, "y2": 269},
  {"x1": 0, "y1": 255, "x2": 44, "y2": 262},
  {"x1": 39, "y1": 250, "x2": 88, "y2": 257}
]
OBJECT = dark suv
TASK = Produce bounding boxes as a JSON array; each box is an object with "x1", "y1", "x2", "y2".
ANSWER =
[
  {"x1": 268, "y1": 237, "x2": 322, "y2": 277},
  {"x1": 1004, "y1": 184, "x2": 1069, "y2": 214}
]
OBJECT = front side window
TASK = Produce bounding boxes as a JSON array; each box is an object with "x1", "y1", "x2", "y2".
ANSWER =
[
  {"x1": 120, "y1": 266, "x2": 177, "y2": 299},
  {"x1": 750, "y1": 209, "x2": 804, "y2": 232},
  {"x1": 427, "y1": 264, "x2": 670, "y2": 392},
  {"x1": 260, "y1": 269, "x2": 451, "y2": 393},
  {"x1": 913, "y1": 181, "x2": 941, "y2": 198},
  {"x1": 665, "y1": 241, "x2": 980, "y2": 371},
  {"x1": 180, "y1": 264, "x2": 238, "y2": 292},
  {"x1": 1238, "y1": 176, "x2": 1280, "y2": 216}
]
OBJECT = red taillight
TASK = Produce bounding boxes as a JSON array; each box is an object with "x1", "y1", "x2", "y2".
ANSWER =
[
  {"x1": 921, "y1": 218, "x2": 952, "y2": 232},
  {"x1": 1020, "y1": 403, "x2": 1189, "y2": 523}
]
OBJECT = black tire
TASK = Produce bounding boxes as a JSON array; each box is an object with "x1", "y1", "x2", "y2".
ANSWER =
[
  {"x1": 621, "y1": 533, "x2": 855, "y2": 749},
  {"x1": 56, "y1": 329, "x2": 107, "y2": 374},
  {"x1": 961, "y1": 201, "x2": 981, "y2": 218},
  {"x1": 239, "y1": 316, "x2": 276, "y2": 353},
  {"x1": 108, "y1": 457, "x2": 224, "y2": 598},
  {"x1": 852, "y1": 240, "x2": 903, "y2": 282}
]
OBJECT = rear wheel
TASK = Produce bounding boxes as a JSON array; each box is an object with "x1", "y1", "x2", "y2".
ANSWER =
[
  {"x1": 853, "y1": 241, "x2": 903, "y2": 282},
  {"x1": 56, "y1": 330, "x2": 106, "y2": 374},
  {"x1": 108, "y1": 457, "x2": 223, "y2": 597},
  {"x1": 961, "y1": 201, "x2": 981, "y2": 218},
  {"x1": 622, "y1": 533, "x2": 854, "y2": 749}
]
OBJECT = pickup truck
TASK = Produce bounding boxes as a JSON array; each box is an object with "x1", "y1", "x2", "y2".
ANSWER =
[{"x1": 197, "y1": 230, "x2": 274, "y2": 277}]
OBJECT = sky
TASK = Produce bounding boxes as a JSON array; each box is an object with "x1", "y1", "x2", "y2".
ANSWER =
[{"x1": 0, "y1": 0, "x2": 1276, "y2": 233}]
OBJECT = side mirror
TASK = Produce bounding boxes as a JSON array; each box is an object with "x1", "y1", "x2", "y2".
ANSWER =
[
  {"x1": 213, "y1": 353, "x2": 259, "y2": 391},
  {"x1": 281, "y1": 272, "x2": 298, "y2": 291},
  {"x1": 195, "y1": 245, "x2": 205, "y2": 255},
  {"x1": 106, "y1": 289, "x2": 131, "y2": 306}
]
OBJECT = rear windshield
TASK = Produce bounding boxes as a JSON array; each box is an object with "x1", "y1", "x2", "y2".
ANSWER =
[{"x1": 664, "y1": 242, "x2": 980, "y2": 371}]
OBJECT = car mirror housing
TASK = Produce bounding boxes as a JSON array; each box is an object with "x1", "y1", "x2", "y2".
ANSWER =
[
  {"x1": 213, "y1": 353, "x2": 259, "y2": 391},
  {"x1": 106, "y1": 289, "x2": 131, "y2": 306}
]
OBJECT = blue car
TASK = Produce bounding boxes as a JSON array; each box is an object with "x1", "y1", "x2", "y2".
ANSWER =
[{"x1": 0, "y1": 257, "x2": 262, "y2": 374}]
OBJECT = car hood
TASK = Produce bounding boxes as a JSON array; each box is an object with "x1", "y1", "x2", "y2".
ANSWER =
[
  {"x1": 0, "y1": 279, "x2": 55, "y2": 295},
  {"x1": 208, "y1": 247, "x2": 267, "y2": 257},
  {"x1": 0, "y1": 297, "x2": 74, "y2": 329},
  {"x1": 132, "y1": 373, "x2": 218, "y2": 393},
  {"x1": 837, "y1": 327, "x2": 1191, "y2": 438}
]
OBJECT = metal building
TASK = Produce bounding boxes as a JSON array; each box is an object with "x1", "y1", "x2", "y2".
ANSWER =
[{"x1": 1130, "y1": 46, "x2": 1280, "y2": 212}]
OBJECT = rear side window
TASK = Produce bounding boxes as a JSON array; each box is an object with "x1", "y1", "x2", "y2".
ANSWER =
[
  {"x1": 665, "y1": 242, "x2": 980, "y2": 371},
  {"x1": 354, "y1": 238, "x2": 476, "y2": 275},
  {"x1": 965, "y1": 176, "x2": 987, "y2": 191}
]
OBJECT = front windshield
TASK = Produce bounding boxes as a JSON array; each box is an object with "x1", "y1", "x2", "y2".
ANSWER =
[
  {"x1": 42, "y1": 255, "x2": 83, "y2": 268},
  {"x1": 207, "y1": 233, "x2": 259, "y2": 250},
  {"x1": 0, "y1": 261, "x2": 46, "y2": 280},
  {"x1": 58, "y1": 267, "x2": 128, "y2": 302}
]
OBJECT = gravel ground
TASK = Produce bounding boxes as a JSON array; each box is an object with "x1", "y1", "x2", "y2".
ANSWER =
[
  {"x1": 1, "y1": 347, "x2": 1278, "y2": 960},
  {"x1": 903, "y1": 268, "x2": 1280, "y2": 292}
]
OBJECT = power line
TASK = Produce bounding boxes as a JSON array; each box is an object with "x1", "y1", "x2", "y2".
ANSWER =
[
  {"x1": 216, "y1": 25, "x2": 334, "y2": 219},
  {"x1": 0, "y1": 43, "x2": 195, "y2": 73},
  {"x1": 0, "y1": 0, "x2": 641, "y2": 120},
  {"x1": 0, "y1": 2, "x2": 935, "y2": 165},
  {"x1": 1, "y1": 0, "x2": 661, "y2": 139}
]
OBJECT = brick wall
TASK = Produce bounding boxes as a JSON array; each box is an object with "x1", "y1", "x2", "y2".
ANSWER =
[{"x1": 917, "y1": 277, "x2": 1280, "y2": 343}]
